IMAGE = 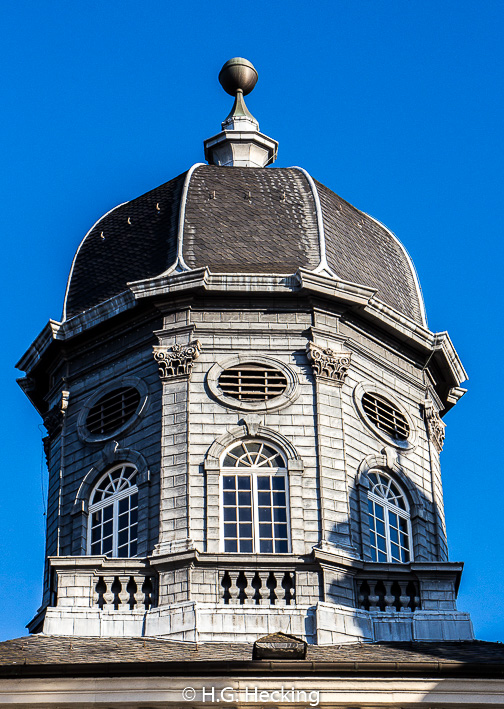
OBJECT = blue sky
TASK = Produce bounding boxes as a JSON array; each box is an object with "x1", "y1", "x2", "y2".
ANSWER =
[{"x1": 1, "y1": 0, "x2": 503, "y2": 641}]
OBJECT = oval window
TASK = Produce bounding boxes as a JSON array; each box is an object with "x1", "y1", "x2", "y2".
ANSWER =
[
  {"x1": 218, "y1": 364, "x2": 288, "y2": 402},
  {"x1": 86, "y1": 386, "x2": 141, "y2": 436}
]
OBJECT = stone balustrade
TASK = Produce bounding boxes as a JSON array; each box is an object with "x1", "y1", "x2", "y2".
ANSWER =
[
  {"x1": 357, "y1": 577, "x2": 420, "y2": 612},
  {"x1": 48, "y1": 556, "x2": 157, "y2": 610},
  {"x1": 220, "y1": 569, "x2": 295, "y2": 606},
  {"x1": 94, "y1": 574, "x2": 157, "y2": 610}
]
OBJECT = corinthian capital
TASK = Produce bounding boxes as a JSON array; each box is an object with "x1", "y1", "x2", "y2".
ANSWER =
[
  {"x1": 153, "y1": 341, "x2": 201, "y2": 380},
  {"x1": 306, "y1": 342, "x2": 351, "y2": 386}
]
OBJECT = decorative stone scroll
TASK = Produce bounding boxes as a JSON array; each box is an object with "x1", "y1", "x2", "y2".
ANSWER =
[
  {"x1": 153, "y1": 341, "x2": 201, "y2": 380},
  {"x1": 306, "y1": 342, "x2": 351, "y2": 386},
  {"x1": 424, "y1": 399, "x2": 446, "y2": 453}
]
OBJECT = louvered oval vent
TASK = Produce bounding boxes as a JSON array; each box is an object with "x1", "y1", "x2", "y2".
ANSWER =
[
  {"x1": 362, "y1": 392, "x2": 410, "y2": 441},
  {"x1": 86, "y1": 387, "x2": 141, "y2": 435},
  {"x1": 219, "y1": 364, "x2": 288, "y2": 401}
]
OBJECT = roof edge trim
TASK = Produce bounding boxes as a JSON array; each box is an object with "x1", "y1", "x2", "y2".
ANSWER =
[
  {"x1": 156, "y1": 163, "x2": 205, "y2": 277},
  {"x1": 358, "y1": 209, "x2": 428, "y2": 329},
  {"x1": 291, "y1": 167, "x2": 338, "y2": 279},
  {"x1": 62, "y1": 200, "x2": 128, "y2": 322}
]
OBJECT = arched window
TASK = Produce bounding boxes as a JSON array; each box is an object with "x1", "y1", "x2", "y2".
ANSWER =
[
  {"x1": 88, "y1": 464, "x2": 138, "y2": 557},
  {"x1": 367, "y1": 471, "x2": 412, "y2": 563},
  {"x1": 221, "y1": 440, "x2": 290, "y2": 553}
]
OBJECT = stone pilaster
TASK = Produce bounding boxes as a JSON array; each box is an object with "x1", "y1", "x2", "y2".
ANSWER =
[
  {"x1": 153, "y1": 341, "x2": 200, "y2": 555},
  {"x1": 306, "y1": 342, "x2": 354, "y2": 552}
]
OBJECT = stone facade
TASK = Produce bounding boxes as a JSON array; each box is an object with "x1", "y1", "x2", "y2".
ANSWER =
[{"x1": 19, "y1": 285, "x2": 472, "y2": 643}]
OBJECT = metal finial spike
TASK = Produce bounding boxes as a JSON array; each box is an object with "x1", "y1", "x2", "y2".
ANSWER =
[{"x1": 218, "y1": 57, "x2": 258, "y2": 96}]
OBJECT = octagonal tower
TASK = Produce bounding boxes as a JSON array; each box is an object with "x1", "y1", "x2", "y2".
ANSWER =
[{"x1": 17, "y1": 58, "x2": 472, "y2": 644}]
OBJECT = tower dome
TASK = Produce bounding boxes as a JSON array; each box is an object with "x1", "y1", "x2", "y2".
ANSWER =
[{"x1": 64, "y1": 165, "x2": 426, "y2": 326}]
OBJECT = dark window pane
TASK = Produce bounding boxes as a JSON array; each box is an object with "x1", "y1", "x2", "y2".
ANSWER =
[
  {"x1": 225, "y1": 539, "x2": 237, "y2": 552},
  {"x1": 238, "y1": 507, "x2": 252, "y2": 521},
  {"x1": 258, "y1": 492, "x2": 270, "y2": 506},
  {"x1": 131, "y1": 493, "x2": 138, "y2": 507},
  {"x1": 240, "y1": 539, "x2": 253, "y2": 553},
  {"x1": 272, "y1": 477, "x2": 285, "y2": 490},
  {"x1": 91, "y1": 526, "x2": 100, "y2": 543},
  {"x1": 273, "y1": 492, "x2": 286, "y2": 506},
  {"x1": 92, "y1": 511, "x2": 101, "y2": 525},
  {"x1": 273, "y1": 507, "x2": 286, "y2": 522},
  {"x1": 259, "y1": 507, "x2": 272, "y2": 521},
  {"x1": 259, "y1": 523, "x2": 272, "y2": 539},
  {"x1": 238, "y1": 491, "x2": 251, "y2": 506},
  {"x1": 246, "y1": 442, "x2": 262, "y2": 453},
  {"x1": 223, "y1": 456, "x2": 236, "y2": 467},
  {"x1": 257, "y1": 477, "x2": 270, "y2": 490},
  {"x1": 239, "y1": 523, "x2": 253, "y2": 538},
  {"x1": 223, "y1": 476, "x2": 235, "y2": 489},
  {"x1": 118, "y1": 512, "x2": 129, "y2": 530},
  {"x1": 130, "y1": 540, "x2": 137, "y2": 556},
  {"x1": 119, "y1": 498, "x2": 128, "y2": 514},
  {"x1": 370, "y1": 547, "x2": 377, "y2": 561},
  {"x1": 102, "y1": 537, "x2": 113, "y2": 554},
  {"x1": 276, "y1": 539, "x2": 288, "y2": 553},
  {"x1": 103, "y1": 505, "x2": 113, "y2": 521},
  {"x1": 91, "y1": 541, "x2": 100, "y2": 554},
  {"x1": 224, "y1": 507, "x2": 236, "y2": 521},
  {"x1": 224, "y1": 523, "x2": 237, "y2": 538},
  {"x1": 376, "y1": 520, "x2": 385, "y2": 537},
  {"x1": 390, "y1": 526, "x2": 399, "y2": 544},
  {"x1": 238, "y1": 476, "x2": 251, "y2": 490},
  {"x1": 223, "y1": 491, "x2": 236, "y2": 506},
  {"x1": 260, "y1": 539, "x2": 273, "y2": 553},
  {"x1": 378, "y1": 550, "x2": 387, "y2": 562},
  {"x1": 375, "y1": 504, "x2": 384, "y2": 521},
  {"x1": 103, "y1": 521, "x2": 113, "y2": 538},
  {"x1": 377, "y1": 535, "x2": 386, "y2": 552},
  {"x1": 274, "y1": 523, "x2": 288, "y2": 538},
  {"x1": 130, "y1": 508, "x2": 138, "y2": 524},
  {"x1": 118, "y1": 530, "x2": 128, "y2": 547}
]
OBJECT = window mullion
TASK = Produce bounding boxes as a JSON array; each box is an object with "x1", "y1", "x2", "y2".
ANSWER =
[
  {"x1": 112, "y1": 499, "x2": 118, "y2": 557},
  {"x1": 252, "y1": 472, "x2": 259, "y2": 553}
]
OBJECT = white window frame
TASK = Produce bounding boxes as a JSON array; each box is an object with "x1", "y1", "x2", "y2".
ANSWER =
[
  {"x1": 87, "y1": 465, "x2": 139, "y2": 558},
  {"x1": 367, "y1": 472, "x2": 413, "y2": 563},
  {"x1": 219, "y1": 441, "x2": 291, "y2": 554}
]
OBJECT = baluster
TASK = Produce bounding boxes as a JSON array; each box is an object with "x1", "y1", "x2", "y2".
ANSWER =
[
  {"x1": 228, "y1": 571, "x2": 240, "y2": 604},
  {"x1": 93, "y1": 577, "x2": 101, "y2": 606},
  {"x1": 242, "y1": 572, "x2": 254, "y2": 605},
  {"x1": 103, "y1": 576, "x2": 115, "y2": 608},
  {"x1": 142, "y1": 576, "x2": 156, "y2": 609},
  {"x1": 368, "y1": 582, "x2": 380, "y2": 612},
  {"x1": 384, "y1": 581, "x2": 395, "y2": 612},
  {"x1": 268, "y1": 571, "x2": 278, "y2": 606},
  {"x1": 133, "y1": 576, "x2": 145, "y2": 609},
  {"x1": 257, "y1": 572, "x2": 270, "y2": 605},
  {"x1": 357, "y1": 581, "x2": 370, "y2": 610},
  {"x1": 399, "y1": 590, "x2": 412, "y2": 611},
  {"x1": 118, "y1": 575, "x2": 130, "y2": 609}
]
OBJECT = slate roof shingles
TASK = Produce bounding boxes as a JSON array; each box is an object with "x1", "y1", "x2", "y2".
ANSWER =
[
  {"x1": 65, "y1": 166, "x2": 424, "y2": 325},
  {"x1": 1, "y1": 635, "x2": 503, "y2": 671}
]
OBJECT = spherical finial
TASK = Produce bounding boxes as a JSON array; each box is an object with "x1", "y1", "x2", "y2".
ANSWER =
[{"x1": 218, "y1": 57, "x2": 258, "y2": 96}]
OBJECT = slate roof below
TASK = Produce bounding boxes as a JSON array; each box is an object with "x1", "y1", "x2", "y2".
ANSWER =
[
  {"x1": 1, "y1": 636, "x2": 503, "y2": 677},
  {"x1": 64, "y1": 165, "x2": 425, "y2": 325}
]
